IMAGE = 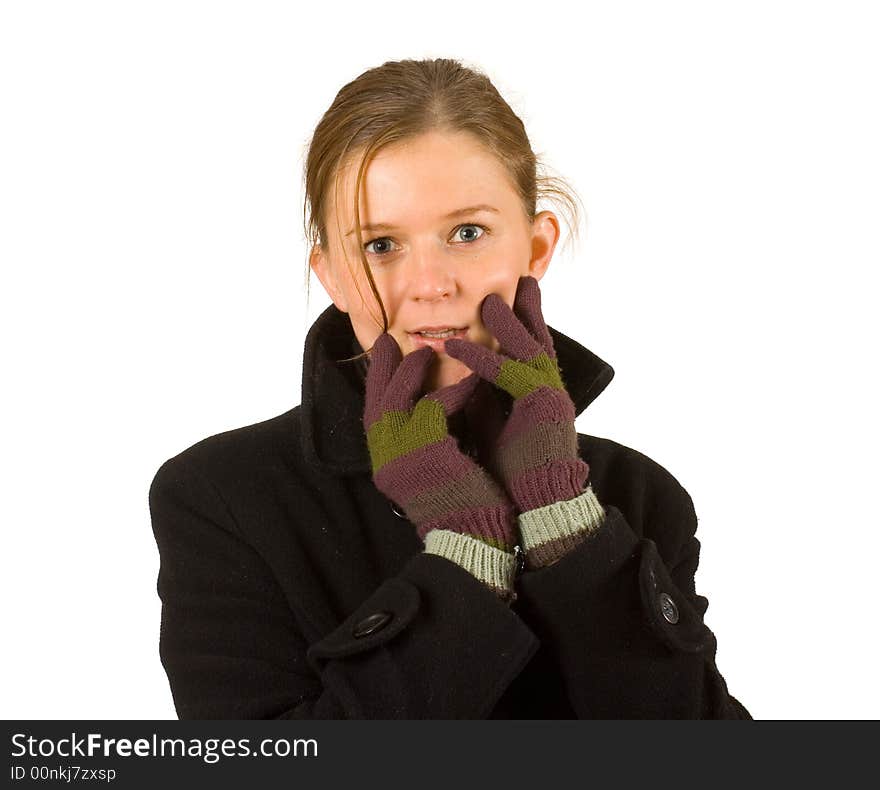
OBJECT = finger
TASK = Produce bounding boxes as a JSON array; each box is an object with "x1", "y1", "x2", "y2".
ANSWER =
[
  {"x1": 364, "y1": 333, "x2": 402, "y2": 427},
  {"x1": 384, "y1": 346, "x2": 435, "y2": 412},
  {"x1": 513, "y1": 275, "x2": 555, "y2": 358},
  {"x1": 481, "y1": 292, "x2": 545, "y2": 362},
  {"x1": 425, "y1": 371, "x2": 480, "y2": 416},
  {"x1": 443, "y1": 337, "x2": 509, "y2": 384}
]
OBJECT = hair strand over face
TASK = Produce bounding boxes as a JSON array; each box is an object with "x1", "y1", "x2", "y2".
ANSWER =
[{"x1": 302, "y1": 57, "x2": 584, "y2": 363}]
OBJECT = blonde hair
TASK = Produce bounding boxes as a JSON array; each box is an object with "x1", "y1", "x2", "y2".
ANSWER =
[{"x1": 301, "y1": 57, "x2": 584, "y2": 362}]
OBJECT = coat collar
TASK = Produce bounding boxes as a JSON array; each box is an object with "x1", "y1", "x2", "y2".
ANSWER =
[{"x1": 300, "y1": 303, "x2": 615, "y2": 476}]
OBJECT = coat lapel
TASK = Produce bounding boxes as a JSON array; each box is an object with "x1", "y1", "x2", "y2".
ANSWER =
[{"x1": 300, "y1": 304, "x2": 615, "y2": 476}]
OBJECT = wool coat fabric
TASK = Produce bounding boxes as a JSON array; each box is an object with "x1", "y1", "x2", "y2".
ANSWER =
[{"x1": 148, "y1": 303, "x2": 752, "y2": 719}]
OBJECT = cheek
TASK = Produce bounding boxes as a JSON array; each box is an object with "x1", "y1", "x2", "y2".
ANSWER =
[
  {"x1": 468, "y1": 254, "x2": 525, "y2": 299},
  {"x1": 341, "y1": 266, "x2": 396, "y2": 326},
  {"x1": 467, "y1": 270, "x2": 519, "y2": 315}
]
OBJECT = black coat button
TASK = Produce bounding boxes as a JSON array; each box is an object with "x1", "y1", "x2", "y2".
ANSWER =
[
  {"x1": 658, "y1": 592, "x2": 679, "y2": 624},
  {"x1": 352, "y1": 611, "x2": 393, "y2": 638}
]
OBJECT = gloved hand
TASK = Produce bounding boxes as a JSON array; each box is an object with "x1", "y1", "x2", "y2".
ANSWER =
[
  {"x1": 444, "y1": 275, "x2": 606, "y2": 571},
  {"x1": 363, "y1": 332, "x2": 519, "y2": 602}
]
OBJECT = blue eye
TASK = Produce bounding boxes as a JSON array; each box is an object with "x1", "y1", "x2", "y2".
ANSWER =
[
  {"x1": 364, "y1": 237, "x2": 395, "y2": 256},
  {"x1": 453, "y1": 224, "x2": 486, "y2": 243},
  {"x1": 363, "y1": 223, "x2": 488, "y2": 257}
]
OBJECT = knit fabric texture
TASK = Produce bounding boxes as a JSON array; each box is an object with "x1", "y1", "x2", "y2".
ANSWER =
[
  {"x1": 517, "y1": 483, "x2": 606, "y2": 570},
  {"x1": 445, "y1": 275, "x2": 603, "y2": 571},
  {"x1": 362, "y1": 333, "x2": 518, "y2": 602}
]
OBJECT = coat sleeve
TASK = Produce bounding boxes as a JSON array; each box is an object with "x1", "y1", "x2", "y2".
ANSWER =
[
  {"x1": 513, "y1": 457, "x2": 752, "y2": 719},
  {"x1": 148, "y1": 455, "x2": 540, "y2": 719}
]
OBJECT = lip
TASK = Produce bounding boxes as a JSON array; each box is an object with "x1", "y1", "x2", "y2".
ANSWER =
[
  {"x1": 407, "y1": 327, "x2": 469, "y2": 353},
  {"x1": 409, "y1": 324, "x2": 469, "y2": 332}
]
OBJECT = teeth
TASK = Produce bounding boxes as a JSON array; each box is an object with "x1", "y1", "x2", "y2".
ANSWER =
[{"x1": 417, "y1": 329, "x2": 458, "y2": 338}]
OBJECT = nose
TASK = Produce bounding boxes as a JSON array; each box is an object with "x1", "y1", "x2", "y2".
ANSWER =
[{"x1": 407, "y1": 246, "x2": 457, "y2": 302}]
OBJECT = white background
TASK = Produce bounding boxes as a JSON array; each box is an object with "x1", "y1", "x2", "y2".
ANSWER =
[{"x1": 2, "y1": 0, "x2": 878, "y2": 719}]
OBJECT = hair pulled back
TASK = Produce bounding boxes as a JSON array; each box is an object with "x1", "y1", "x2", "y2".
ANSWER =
[{"x1": 302, "y1": 57, "x2": 582, "y2": 361}]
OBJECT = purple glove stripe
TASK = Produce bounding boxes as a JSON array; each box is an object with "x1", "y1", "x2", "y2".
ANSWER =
[
  {"x1": 424, "y1": 371, "x2": 482, "y2": 417},
  {"x1": 363, "y1": 333, "x2": 402, "y2": 428},
  {"x1": 495, "y1": 386, "x2": 578, "y2": 449},
  {"x1": 415, "y1": 503, "x2": 518, "y2": 548},
  {"x1": 511, "y1": 276, "x2": 556, "y2": 358},
  {"x1": 509, "y1": 459, "x2": 590, "y2": 512},
  {"x1": 382, "y1": 346, "x2": 435, "y2": 413},
  {"x1": 363, "y1": 330, "x2": 520, "y2": 597},
  {"x1": 480, "y1": 292, "x2": 545, "y2": 361},
  {"x1": 373, "y1": 436, "x2": 474, "y2": 501},
  {"x1": 443, "y1": 337, "x2": 505, "y2": 385}
]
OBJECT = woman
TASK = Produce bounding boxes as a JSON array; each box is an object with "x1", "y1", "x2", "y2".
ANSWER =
[{"x1": 149, "y1": 57, "x2": 751, "y2": 719}]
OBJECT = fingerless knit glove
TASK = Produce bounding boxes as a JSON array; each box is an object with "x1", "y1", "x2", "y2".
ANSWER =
[
  {"x1": 363, "y1": 333, "x2": 519, "y2": 602},
  {"x1": 445, "y1": 276, "x2": 606, "y2": 571}
]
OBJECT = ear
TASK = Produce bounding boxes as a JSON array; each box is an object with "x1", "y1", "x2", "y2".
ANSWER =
[
  {"x1": 309, "y1": 243, "x2": 349, "y2": 313},
  {"x1": 526, "y1": 210, "x2": 560, "y2": 281}
]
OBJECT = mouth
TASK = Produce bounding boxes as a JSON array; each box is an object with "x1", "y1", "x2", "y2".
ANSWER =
[{"x1": 407, "y1": 326, "x2": 469, "y2": 352}]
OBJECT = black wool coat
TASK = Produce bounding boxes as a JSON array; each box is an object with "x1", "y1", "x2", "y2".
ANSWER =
[{"x1": 148, "y1": 304, "x2": 752, "y2": 719}]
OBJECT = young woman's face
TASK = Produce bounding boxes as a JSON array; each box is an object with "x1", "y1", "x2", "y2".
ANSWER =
[{"x1": 310, "y1": 130, "x2": 560, "y2": 391}]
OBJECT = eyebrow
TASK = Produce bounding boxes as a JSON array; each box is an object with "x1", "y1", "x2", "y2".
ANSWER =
[{"x1": 345, "y1": 204, "x2": 500, "y2": 237}]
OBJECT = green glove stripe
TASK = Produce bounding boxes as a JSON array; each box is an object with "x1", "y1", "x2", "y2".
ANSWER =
[
  {"x1": 496, "y1": 352, "x2": 565, "y2": 400},
  {"x1": 366, "y1": 399, "x2": 449, "y2": 472}
]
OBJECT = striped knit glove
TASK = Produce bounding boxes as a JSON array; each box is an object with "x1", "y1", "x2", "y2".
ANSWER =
[
  {"x1": 364, "y1": 332, "x2": 519, "y2": 602},
  {"x1": 444, "y1": 275, "x2": 606, "y2": 571}
]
